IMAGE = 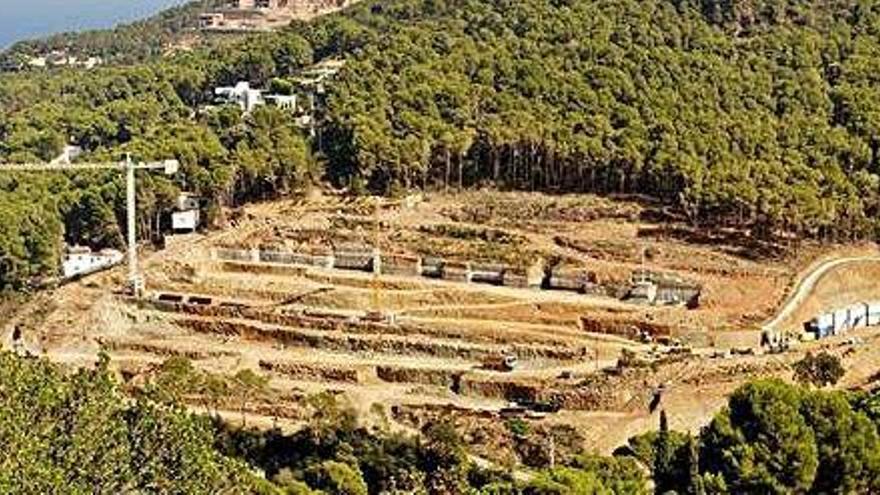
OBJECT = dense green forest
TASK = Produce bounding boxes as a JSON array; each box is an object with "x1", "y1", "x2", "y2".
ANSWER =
[
  {"x1": 5, "y1": 0, "x2": 880, "y2": 287},
  {"x1": 319, "y1": 0, "x2": 880, "y2": 242},
  {"x1": 4, "y1": 350, "x2": 880, "y2": 493}
]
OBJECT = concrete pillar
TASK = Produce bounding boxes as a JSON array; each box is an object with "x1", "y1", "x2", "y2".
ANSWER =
[
  {"x1": 125, "y1": 155, "x2": 144, "y2": 297},
  {"x1": 527, "y1": 259, "x2": 545, "y2": 288},
  {"x1": 372, "y1": 248, "x2": 382, "y2": 275}
]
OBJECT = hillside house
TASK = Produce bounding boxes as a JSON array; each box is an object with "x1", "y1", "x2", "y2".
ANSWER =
[{"x1": 215, "y1": 82, "x2": 264, "y2": 112}]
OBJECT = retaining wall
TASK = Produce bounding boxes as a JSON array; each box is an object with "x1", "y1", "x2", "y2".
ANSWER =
[
  {"x1": 213, "y1": 247, "x2": 593, "y2": 296},
  {"x1": 376, "y1": 365, "x2": 463, "y2": 389},
  {"x1": 261, "y1": 250, "x2": 334, "y2": 269},
  {"x1": 219, "y1": 261, "x2": 309, "y2": 277},
  {"x1": 382, "y1": 254, "x2": 422, "y2": 276},
  {"x1": 333, "y1": 250, "x2": 376, "y2": 272},
  {"x1": 470, "y1": 262, "x2": 506, "y2": 285},
  {"x1": 442, "y1": 261, "x2": 472, "y2": 283},
  {"x1": 545, "y1": 268, "x2": 596, "y2": 292},
  {"x1": 458, "y1": 375, "x2": 542, "y2": 402},
  {"x1": 258, "y1": 360, "x2": 363, "y2": 383},
  {"x1": 579, "y1": 314, "x2": 675, "y2": 339},
  {"x1": 421, "y1": 257, "x2": 444, "y2": 278}
]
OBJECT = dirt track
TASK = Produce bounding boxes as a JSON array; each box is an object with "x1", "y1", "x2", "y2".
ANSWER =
[
  {"x1": 7, "y1": 191, "x2": 880, "y2": 459},
  {"x1": 763, "y1": 255, "x2": 880, "y2": 333}
]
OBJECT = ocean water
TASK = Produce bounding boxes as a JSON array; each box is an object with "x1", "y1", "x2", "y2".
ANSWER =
[{"x1": 0, "y1": 0, "x2": 188, "y2": 48}]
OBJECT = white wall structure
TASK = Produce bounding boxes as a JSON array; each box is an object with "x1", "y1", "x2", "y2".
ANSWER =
[
  {"x1": 215, "y1": 82, "x2": 265, "y2": 113},
  {"x1": 62, "y1": 246, "x2": 124, "y2": 279},
  {"x1": 172, "y1": 210, "x2": 200, "y2": 232}
]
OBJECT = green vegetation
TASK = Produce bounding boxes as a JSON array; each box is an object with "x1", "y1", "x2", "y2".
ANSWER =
[
  {"x1": 0, "y1": 34, "x2": 314, "y2": 288},
  {"x1": 625, "y1": 379, "x2": 880, "y2": 495},
  {"x1": 4, "y1": 351, "x2": 880, "y2": 493},
  {"x1": 794, "y1": 351, "x2": 846, "y2": 387},
  {"x1": 5, "y1": 0, "x2": 880, "y2": 287},
  {"x1": 318, "y1": 0, "x2": 880, "y2": 247},
  {"x1": 0, "y1": 352, "x2": 256, "y2": 493}
]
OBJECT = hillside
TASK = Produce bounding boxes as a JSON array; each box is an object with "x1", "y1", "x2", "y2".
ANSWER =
[
  {"x1": 317, "y1": 0, "x2": 880, "y2": 241},
  {"x1": 1, "y1": 1, "x2": 226, "y2": 64},
  {"x1": 2, "y1": 0, "x2": 880, "y2": 281},
  {"x1": 8, "y1": 2, "x2": 880, "y2": 493}
]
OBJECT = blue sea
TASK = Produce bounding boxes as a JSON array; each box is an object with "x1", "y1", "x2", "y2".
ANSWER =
[{"x1": 0, "y1": 0, "x2": 189, "y2": 48}]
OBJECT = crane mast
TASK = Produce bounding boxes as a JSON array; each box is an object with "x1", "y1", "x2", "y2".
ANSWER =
[{"x1": 0, "y1": 156, "x2": 179, "y2": 296}]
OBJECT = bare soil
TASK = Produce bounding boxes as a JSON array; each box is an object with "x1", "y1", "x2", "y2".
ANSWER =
[{"x1": 6, "y1": 190, "x2": 880, "y2": 458}]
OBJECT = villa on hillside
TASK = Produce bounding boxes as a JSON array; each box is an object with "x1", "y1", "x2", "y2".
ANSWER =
[{"x1": 213, "y1": 81, "x2": 298, "y2": 113}]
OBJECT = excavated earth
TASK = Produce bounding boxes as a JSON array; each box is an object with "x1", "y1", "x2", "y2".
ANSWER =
[{"x1": 6, "y1": 191, "x2": 880, "y2": 457}]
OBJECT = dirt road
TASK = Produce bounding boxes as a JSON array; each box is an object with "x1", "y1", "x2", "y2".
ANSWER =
[{"x1": 762, "y1": 255, "x2": 880, "y2": 333}]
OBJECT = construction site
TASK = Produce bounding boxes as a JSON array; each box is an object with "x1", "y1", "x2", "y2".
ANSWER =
[
  {"x1": 199, "y1": 0, "x2": 361, "y2": 31},
  {"x1": 6, "y1": 190, "x2": 880, "y2": 460}
]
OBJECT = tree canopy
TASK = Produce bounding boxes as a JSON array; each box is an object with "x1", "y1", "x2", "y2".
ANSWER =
[{"x1": 6, "y1": 0, "x2": 880, "y2": 287}]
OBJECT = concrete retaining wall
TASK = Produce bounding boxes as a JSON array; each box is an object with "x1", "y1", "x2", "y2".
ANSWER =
[
  {"x1": 382, "y1": 254, "x2": 422, "y2": 276},
  {"x1": 333, "y1": 250, "x2": 375, "y2": 272},
  {"x1": 215, "y1": 248, "x2": 254, "y2": 262},
  {"x1": 470, "y1": 262, "x2": 505, "y2": 285},
  {"x1": 631, "y1": 270, "x2": 702, "y2": 308},
  {"x1": 213, "y1": 247, "x2": 597, "y2": 297},
  {"x1": 421, "y1": 257, "x2": 444, "y2": 278},
  {"x1": 579, "y1": 315, "x2": 674, "y2": 339},
  {"x1": 655, "y1": 285, "x2": 701, "y2": 308},
  {"x1": 442, "y1": 261, "x2": 472, "y2": 283},
  {"x1": 260, "y1": 250, "x2": 334, "y2": 269}
]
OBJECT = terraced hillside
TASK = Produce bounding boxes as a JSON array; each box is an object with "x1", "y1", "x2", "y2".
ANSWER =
[{"x1": 7, "y1": 191, "x2": 880, "y2": 457}]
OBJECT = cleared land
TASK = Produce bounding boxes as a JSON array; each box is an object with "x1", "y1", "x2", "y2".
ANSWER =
[{"x1": 5, "y1": 190, "x2": 880, "y2": 458}]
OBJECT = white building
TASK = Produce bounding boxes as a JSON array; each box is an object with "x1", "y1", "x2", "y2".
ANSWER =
[
  {"x1": 171, "y1": 193, "x2": 202, "y2": 233},
  {"x1": 215, "y1": 82, "x2": 265, "y2": 113},
  {"x1": 62, "y1": 246, "x2": 124, "y2": 279}
]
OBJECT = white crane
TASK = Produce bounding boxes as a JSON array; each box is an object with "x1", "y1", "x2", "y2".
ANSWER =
[{"x1": 0, "y1": 155, "x2": 180, "y2": 296}]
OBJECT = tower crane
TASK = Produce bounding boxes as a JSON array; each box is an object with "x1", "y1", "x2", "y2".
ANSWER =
[{"x1": 0, "y1": 155, "x2": 180, "y2": 296}]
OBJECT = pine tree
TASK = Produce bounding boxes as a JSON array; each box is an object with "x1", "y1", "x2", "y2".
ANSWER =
[{"x1": 654, "y1": 410, "x2": 674, "y2": 494}]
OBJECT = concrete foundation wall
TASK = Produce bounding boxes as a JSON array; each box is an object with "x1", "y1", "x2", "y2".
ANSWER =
[
  {"x1": 546, "y1": 275, "x2": 585, "y2": 292},
  {"x1": 502, "y1": 273, "x2": 530, "y2": 288},
  {"x1": 260, "y1": 250, "x2": 334, "y2": 268},
  {"x1": 421, "y1": 257, "x2": 444, "y2": 278},
  {"x1": 215, "y1": 248, "x2": 253, "y2": 262},
  {"x1": 470, "y1": 262, "x2": 506, "y2": 285},
  {"x1": 502, "y1": 262, "x2": 544, "y2": 289},
  {"x1": 215, "y1": 247, "x2": 623, "y2": 301},
  {"x1": 441, "y1": 261, "x2": 472, "y2": 283},
  {"x1": 382, "y1": 254, "x2": 422, "y2": 276},
  {"x1": 333, "y1": 251, "x2": 374, "y2": 271},
  {"x1": 655, "y1": 286, "x2": 701, "y2": 308}
]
